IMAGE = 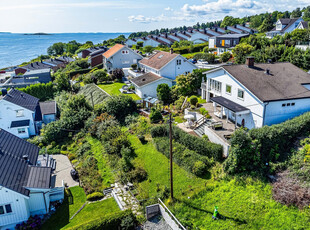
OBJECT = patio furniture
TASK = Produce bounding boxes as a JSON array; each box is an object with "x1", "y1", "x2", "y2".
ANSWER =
[{"x1": 210, "y1": 121, "x2": 223, "y2": 130}]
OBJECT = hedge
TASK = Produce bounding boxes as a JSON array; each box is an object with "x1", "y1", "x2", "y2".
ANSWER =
[
  {"x1": 224, "y1": 112, "x2": 310, "y2": 175},
  {"x1": 173, "y1": 43, "x2": 208, "y2": 54},
  {"x1": 18, "y1": 82, "x2": 56, "y2": 101},
  {"x1": 86, "y1": 192, "x2": 104, "y2": 201},
  {"x1": 67, "y1": 210, "x2": 135, "y2": 230},
  {"x1": 69, "y1": 68, "x2": 92, "y2": 77},
  {"x1": 150, "y1": 125, "x2": 223, "y2": 161},
  {"x1": 153, "y1": 137, "x2": 213, "y2": 176}
]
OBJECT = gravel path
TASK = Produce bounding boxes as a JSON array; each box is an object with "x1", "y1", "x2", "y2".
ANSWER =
[{"x1": 143, "y1": 215, "x2": 172, "y2": 230}]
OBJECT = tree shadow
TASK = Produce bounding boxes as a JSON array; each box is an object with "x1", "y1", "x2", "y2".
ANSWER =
[{"x1": 175, "y1": 198, "x2": 247, "y2": 225}]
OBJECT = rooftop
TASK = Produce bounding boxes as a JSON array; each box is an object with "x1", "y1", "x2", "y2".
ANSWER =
[
  {"x1": 139, "y1": 51, "x2": 179, "y2": 70},
  {"x1": 222, "y1": 62, "x2": 310, "y2": 102},
  {"x1": 39, "y1": 101, "x2": 56, "y2": 115},
  {"x1": 103, "y1": 44, "x2": 125, "y2": 59},
  {"x1": 131, "y1": 72, "x2": 162, "y2": 87},
  {"x1": 3, "y1": 89, "x2": 40, "y2": 111}
]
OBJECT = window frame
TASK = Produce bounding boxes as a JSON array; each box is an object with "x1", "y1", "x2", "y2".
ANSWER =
[
  {"x1": 16, "y1": 109, "x2": 24, "y2": 117},
  {"x1": 225, "y1": 84, "x2": 232, "y2": 95},
  {"x1": 17, "y1": 128, "x2": 26, "y2": 134},
  {"x1": 0, "y1": 204, "x2": 12, "y2": 215},
  {"x1": 237, "y1": 89, "x2": 244, "y2": 100}
]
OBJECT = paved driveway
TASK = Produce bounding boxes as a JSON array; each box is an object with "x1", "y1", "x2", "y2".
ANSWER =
[{"x1": 51, "y1": 155, "x2": 79, "y2": 188}]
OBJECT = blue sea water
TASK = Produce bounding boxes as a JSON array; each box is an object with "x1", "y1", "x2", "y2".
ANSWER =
[{"x1": 0, "y1": 33, "x2": 130, "y2": 69}]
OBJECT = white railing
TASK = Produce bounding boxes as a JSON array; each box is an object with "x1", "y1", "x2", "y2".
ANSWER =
[{"x1": 128, "y1": 69, "x2": 144, "y2": 78}]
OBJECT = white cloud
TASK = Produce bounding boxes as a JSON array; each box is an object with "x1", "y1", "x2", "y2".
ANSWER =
[
  {"x1": 128, "y1": 13, "x2": 195, "y2": 24},
  {"x1": 164, "y1": 7, "x2": 173, "y2": 11}
]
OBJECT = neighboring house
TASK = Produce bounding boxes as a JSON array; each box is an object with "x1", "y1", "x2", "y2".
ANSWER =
[
  {"x1": 266, "y1": 18, "x2": 304, "y2": 38},
  {"x1": 15, "y1": 62, "x2": 52, "y2": 75},
  {"x1": 11, "y1": 69, "x2": 51, "y2": 85},
  {"x1": 297, "y1": 21, "x2": 309, "y2": 30},
  {"x1": 0, "y1": 89, "x2": 56, "y2": 138},
  {"x1": 143, "y1": 36, "x2": 163, "y2": 47},
  {"x1": 132, "y1": 50, "x2": 197, "y2": 98},
  {"x1": 209, "y1": 34, "x2": 249, "y2": 55},
  {"x1": 189, "y1": 30, "x2": 213, "y2": 44},
  {"x1": 0, "y1": 129, "x2": 63, "y2": 230},
  {"x1": 89, "y1": 48, "x2": 108, "y2": 67},
  {"x1": 77, "y1": 46, "x2": 107, "y2": 58},
  {"x1": 102, "y1": 44, "x2": 143, "y2": 72},
  {"x1": 39, "y1": 101, "x2": 57, "y2": 124},
  {"x1": 296, "y1": 41, "x2": 310, "y2": 51},
  {"x1": 125, "y1": 38, "x2": 137, "y2": 47},
  {"x1": 201, "y1": 57, "x2": 310, "y2": 130}
]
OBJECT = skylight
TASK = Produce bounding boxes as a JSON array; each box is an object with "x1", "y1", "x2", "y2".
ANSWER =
[{"x1": 158, "y1": 55, "x2": 164, "y2": 59}]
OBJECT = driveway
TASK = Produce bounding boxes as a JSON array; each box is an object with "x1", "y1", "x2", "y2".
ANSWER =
[{"x1": 51, "y1": 155, "x2": 79, "y2": 188}]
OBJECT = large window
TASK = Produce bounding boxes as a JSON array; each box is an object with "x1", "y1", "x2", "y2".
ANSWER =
[
  {"x1": 238, "y1": 89, "x2": 244, "y2": 99},
  {"x1": 16, "y1": 109, "x2": 24, "y2": 117},
  {"x1": 121, "y1": 50, "x2": 129, "y2": 55},
  {"x1": 0, "y1": 204, "x2": 12, "y2": 215},
  {"x1": 209, "y1": 79, "x2": 222, "y2": 93},
  {"x1": 176, "y1": 60, "x2": 182, "y2": 65},
  {"x1": 226, "y1": 84, "x2": 232, "y2": 94}
]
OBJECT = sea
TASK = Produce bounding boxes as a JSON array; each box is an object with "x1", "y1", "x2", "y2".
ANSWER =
[{"x1": 0, "y1": 32, "x2": 130, "y2": 69}]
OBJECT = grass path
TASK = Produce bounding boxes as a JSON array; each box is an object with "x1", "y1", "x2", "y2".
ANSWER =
[{"x1": 86, "y1": 136, "x2": 115, "y2": 189}]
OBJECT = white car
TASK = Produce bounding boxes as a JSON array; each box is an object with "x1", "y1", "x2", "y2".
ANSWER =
[{"x1": 197, "y1": 59, "x2": 208, "y2": 65}]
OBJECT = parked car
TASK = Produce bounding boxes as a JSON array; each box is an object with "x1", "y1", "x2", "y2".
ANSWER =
[
  {"x1": 189, "y1": 59, "x2": 197, "y2": 64},
  {"x1": 0, "y1": 70, "x2": 6, "y2": 74},
  {"x1": 197, "y1": 59, "x2": 208, "y2": 65}
]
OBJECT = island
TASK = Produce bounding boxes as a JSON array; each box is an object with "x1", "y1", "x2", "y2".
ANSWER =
[{"x1": 23, "y1": 33, "x2": 52, "y2": 35}]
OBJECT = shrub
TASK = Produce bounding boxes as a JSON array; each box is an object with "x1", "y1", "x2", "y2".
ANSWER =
[
  {"x1": 189, "y1": 96, "x2": 198, "y2": 106},
  {"x1": 220, "y1": 51, "x2": 231, "y2": 62},
  {"x1": 68, "y1": 153, "x2": 76, "y2": 161},
  {"x1": 127, "y1": 167, "x2": 148, "y2": 182},
  {"x1": 86, "y1": 192, "x2": 104, "y2": 201},
  {"x1": 150, "y1": 125, "x2": 223, "y2": 161},
  {"x1": 153, "y1": 137, "x2": 212, "y2": 176},
  {"x1": 68, "y1": 210, "x2": 136, "y2": 230},
  {"x1": 193, "y1": 53, "x2": 215, "y2": 63},
  {"x1": 131, "y1": 64, "x2": 137, "y2": 70},
  {"x1": 15, "y1": 215, "x2": 42, "y2": 230},
  {"x1": 149, "y1": 108, "x2": 163, "y2": 124}
]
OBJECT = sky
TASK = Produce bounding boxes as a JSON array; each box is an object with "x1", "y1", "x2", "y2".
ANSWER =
[{"x1": 0, "y1": 0, "x2": 309, "y2": 33}]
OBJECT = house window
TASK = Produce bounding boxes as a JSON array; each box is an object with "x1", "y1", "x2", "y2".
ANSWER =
[
  {"x1": 226, "y1": 84, "x2": 232, "y2": 94},
  {"x1": 121, "y1": 50, "x2": 129, "y2": 54},
  {"x1": 292, "y1": 103, "x2": 295, "y2": 106},
  {"x1": 225, "y1": 40, "x2": 230, "y2": 46},
  {"x1": 176, "y1": 60, "x2": 182, "y2": 65},
  {"x1": 122, "y1": 61, "x2": 130, "y2": 64},
  {"x1": 209, "y1": 79, "x2": 222, "y2": 93},
  {"x1": 184, "y1": 71, "x2": 190, "y2": 75},
  {"x1": 16, "y1": 110, "x2": 24, "y2": 117},
  {"x1": 0, "y1": 204, "x2": 12, "y2": 215},
  {"x1": 287, "y1": 103, "x2": 291, "y2": 106},
  {"x1": 18, "y1": 128, "x2": 26, "y2": 134},
  {"x1": 282, "y1": 103, "x2": 286, "y2": 107},
  {"x1": 237, "y1": 89, "x2": 244, "y2": 99}
]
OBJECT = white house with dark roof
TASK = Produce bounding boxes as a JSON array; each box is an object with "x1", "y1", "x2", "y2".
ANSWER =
[
  {"x1": 266, "y1": 18, "x2": 304, "y2": 38},
  {"x1": 201, "y1": 57, "x2": 310, "y2": 130},
  {"x1": 0, "y1": 129, "x2": 63, "y2": 230},
  {"x1": 131, "y1": 50, "x2": 197, "y2": 99},
  {"x1": 0, "y1": 89, "x2": 56, "y2": 138}
]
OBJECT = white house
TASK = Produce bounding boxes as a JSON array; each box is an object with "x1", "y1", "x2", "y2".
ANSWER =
[
  {"x1": 102, "y1": 44, "x2": 143, "y2": 72},
  {"x1": 0, "y1": 129, "x2": 63, "y2": 230},
  {"x1": 296, "y1": 21, "x2": 309, "y2": 30},
  {"x1": 201, "y1": 57, "x2": 310, "y2": 130},
  {"x1": 0, "y1": 89, "x2": 56, "y2": 139},
  {"x1": 125, "y1": 38, "x2": 137, "y2": 47},
  {"x1": 266, "y1": 18, "x2": 304, "y2": 38},
  {"x1": 131, "y1": 50, "x2": 197, "y2": 99},
  {"x1": 189, "y1": 30, "x2": 212, "y2": 44},
  {"x1": 143, "y1": 36, "x2": 162, "y2": 47}
]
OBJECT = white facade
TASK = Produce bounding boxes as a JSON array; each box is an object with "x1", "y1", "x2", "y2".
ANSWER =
[
  {"x1": 134, "y1": 78, "x2": 173, "y2": 98},
  {"x1": 143, "y1": 39, "x2": 161, "y2": 47},
  {"x1": 190, "y1": 32, "x2": 209, "y2": 44},
  {"x1": 125, "y1": 39, "x2": 137, "y2": 47},
  {"x1": 0, "y1": 100, "x2": 36, "y2": 138},
  {"x1": 266, "y1": 18, "x2": 304, "y2": 38},
  {"x1": 201, "y1": 68, "x2": 310, "y2": 129}
]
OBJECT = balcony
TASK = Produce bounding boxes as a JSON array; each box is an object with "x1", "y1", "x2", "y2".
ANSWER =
[{"x1": 128, "y1": 69, "x2": 144, "y2": 78}]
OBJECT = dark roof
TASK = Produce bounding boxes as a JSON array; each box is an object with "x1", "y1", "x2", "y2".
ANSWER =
[
  {"x1": 18, "y1": 62, "x2": 51, "y2": 71},
  {"x1": 90, "y1": 49, "x2": 107, "y2": 57},
  {"x1": 26, "y1": 166, "x2": 51, "y2": 189},
  {"x1": 222, "y1": 62, "x2": 310, "y2": 102},
  {"x1": 55, "y1": 56, "x2": 74, "y2": 63},
  {"x1": 139, "y1": 51, "x2": 179, "y2": 70},
  {"x1": 0, "y1": 129, "x2": 40, "y2": 196},
  {"x1": 279, "y1": 18, "x2": 292, "y2": 25},
  {"x1": 3, "y1": 89, "x2": 39, "y2": 111},
  {"x1": 271, "y1": 18, "x2": 300, "y2": 33},
  {"x1": 39, "y1": 101, "x2": 56, "y2": 115},
  {"x1": 11, "y1": 120, "x2": 30, "y2": 128},
  {"x1": 300, "y1": 21, "x2": 309, "y2": 29},
  {"x1": 211, "y1": 96, "x2": 249, "y2": 113},
  {"x1": 131, "y1": 72, "x2": 162, "y2": 87},
  {"x1": 44, "y1": 59, "x2": 64, "y2": 66}
]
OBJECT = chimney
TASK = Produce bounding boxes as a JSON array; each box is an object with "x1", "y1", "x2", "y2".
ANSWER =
[
  {"x1": 31, "y1": 63, "x2": 33, "y2": 67},
  {"x1": 170, "y1": 48, "x2": 174, "y2": 54},
  {"x1": 204, "y1": 29, "x2": 207, "y2": 34},
  {"x1": 246, "y1": 56, "x2": 255, "y2": 67},
  {"x1": 215, "y1": 28, "x2": 218, "y2": 32},
  {"x1": 23, "y1": 154, "x2": 28, "y2": 161},
  {"x1": 265, "y1": 69, "x2": 270, "y2": 75},
  {"x1": 234, "y1": 25, "x2": 237, "y2": 28},
  {"x1": 20, "y1": 93, "x2": 24, "y2": 98}
]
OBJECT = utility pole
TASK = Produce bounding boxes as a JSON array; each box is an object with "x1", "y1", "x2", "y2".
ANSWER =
[
  {"x1": 90, "y1": 91, "x2": 95, "y2": 109},
  {"x1": 169, "y1": 113, "x2": 174, "y2": 200}
]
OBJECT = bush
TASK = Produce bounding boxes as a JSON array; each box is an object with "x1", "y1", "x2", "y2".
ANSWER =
[
  {"x1": 86, "y1": 192, "x2": 104, "y2": 201},
  {"x1": 189, "y1": 96, "x2": 198, "y2": 106},
  {"x1": 220, "y1": 52, "x2": 231, "y2": 62},
  {"x1": 18, "y1": 82, "x2": 56, "y2": 101},
  {"x1": 193, "y1": 53, "x2": 215, "y2": 63},
  {"x1": 149, "y1": 108, "x2": 163, "y2": 124},
  {"x1": 68, "y1": 210, "x2": 136, "y2": 230},
  {"x1": 153, "y1": 137, "x2": 211, "y2": 176},
  {"x1": 224, "y1": 112, "x2": 310, "y2": 175},
  {"x1": 131, "y1": 64, "x2": 137, "y2": 70},
  {"x1": 150, "y1": 125, "x2": 223, "y2": 161},
  {"x1": 127, "y1": 167, "x2": 148, "y2": 182}
]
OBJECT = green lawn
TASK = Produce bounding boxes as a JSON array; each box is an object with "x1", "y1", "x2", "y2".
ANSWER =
[
  {"x1": 98, "y1": 83, "x2": 141, "y2": 100},
  {"x1": 42, "y1": 186, "x2": 119, "y2": 230},
  {"x1": 86, "y1": 136, "x2": 115, "y2": 189},
  {"x1": 128, "y1": 134, "x2": 310, "y2": 229}
]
